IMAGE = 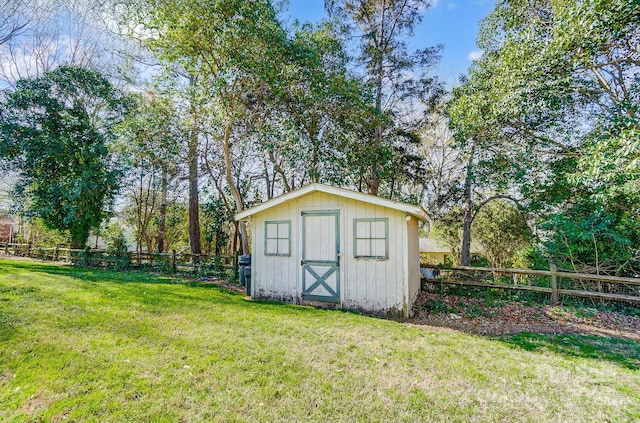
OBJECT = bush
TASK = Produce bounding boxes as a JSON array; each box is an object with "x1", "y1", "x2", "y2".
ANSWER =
[{"x1": 102, "y1": 223, "x2": 129, "y2": 252}]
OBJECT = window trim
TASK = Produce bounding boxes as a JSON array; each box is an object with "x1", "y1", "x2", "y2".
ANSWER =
[
  {"x1": 264, "y1": 220, "x2": 291, "y2": 257},
  {"x1": 353, "y1": 218, "x2": 389, "y2": 259}
]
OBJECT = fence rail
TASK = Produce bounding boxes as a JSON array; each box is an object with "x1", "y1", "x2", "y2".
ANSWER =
[
  {"x1": 423, "y1": 265, "x2": 640, "y2": 305},
  {"x1": 0, "y1": 242, "x2": 236, "y2": 277}
]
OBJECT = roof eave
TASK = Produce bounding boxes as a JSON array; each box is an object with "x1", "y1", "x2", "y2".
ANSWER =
[{"x1": 234, "y1": 183, "x2": 429, "y2": 222}]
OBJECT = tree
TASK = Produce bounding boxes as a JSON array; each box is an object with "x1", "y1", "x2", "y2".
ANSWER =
[
  {"x1": 0, "y1": 66, "x2": 129, "y2": 248},
  {"x1": 0, "y1": 0, "x2": 121, "y2": 86},
  {"x1": 118, "y1": 90, "x2": 181, "y2": 253},
  {"x1": 472, "y1": 199, "x2": 532, "y2": 268},
  {"x1": 446, "y1": 77, "x2": 527, "y2": 266},
  {"x1": 202, "y1": 197, "x2": 232, "y2": 256},
  {"x1": 274, "y1": 22, "x2": 367, "y2": 189},
  {"x1": 326, "y1": 0, "x2": 443, "y2": 196},
  {"x1": 102, "y1": 222, "x2": 128, "y2": 252},
  {"x1": 430, "y1": 207, "x2": 464, "y2": 262},
  {"x1": 448, "y1": 0, "x2": 639, "y2": 274},
  {"x1": 139, "y1": 0, "x2": 290, "y2": 255}
]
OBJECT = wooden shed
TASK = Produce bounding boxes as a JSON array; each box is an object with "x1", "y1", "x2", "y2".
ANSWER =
[
  {"x1": 0, "y1": 215, "x2": 17, "y2": 244},
  {"x1": 419, "y1": 237, "x2": 483, "y2": 265},
  {"x1": 235, "y1": 183, "x2": 428, "y2": 317}
]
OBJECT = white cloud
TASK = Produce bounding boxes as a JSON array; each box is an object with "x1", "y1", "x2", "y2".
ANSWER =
[
  {"x1": 447, "y1": 2, "x2": 459, "y2": 9},
  {"x1": 0, "y1": 36, "x2": 73, "y2": 85},
  {"x1": 468, "y1": 50, "x2": 483, "y2": 61}
]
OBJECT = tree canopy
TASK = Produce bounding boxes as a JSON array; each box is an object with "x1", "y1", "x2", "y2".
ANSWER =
[
  {"x1": 446, "y1": 0, "x2": 639, "y2": 275},
  {"x1": 0, "y1": 65, "x2": 129, "y2": 248}
]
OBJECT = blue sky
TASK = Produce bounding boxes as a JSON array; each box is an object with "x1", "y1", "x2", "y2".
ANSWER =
[{"x1": 280, "y1": 0, "x2": 496, "y2": 84}]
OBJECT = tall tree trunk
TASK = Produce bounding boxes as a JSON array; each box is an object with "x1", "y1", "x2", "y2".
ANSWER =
[
  {"x1": 311, "y1": 143, "x2": 319, "y2": 183},
  {"x1": 187, "y1": 75, "x2": 202, "y2": 260},
  {"x1": 267, "y1": 149, "x2": 291, "y2": 192},
  {"x1": 367, "y1": 92, "x2": 383, "y2": 195},
  {"x1": 224, "y1": 119, "x2": 249, "y2": 254},
  {"x1": 367, "y1": 0, "x2": 386, "y2": 197},
  {"x1": 460, "y1": 139, "x2": 476, "y2": 266},
  {"x1": 461, "y1": 206, "x2": 473, "y2": 266},
  {"x1": 157, "y1": 163, "x2": 168, "y2": 253},
  {"x1": 368, "y1": 127, "x2": 382, "y2": 196},
  {"x1": 262, "y1": 155, "x2": 273, "y2": 200},
  {"x1": 188, "y1": 130, "x2": 202, "y2": 258}
]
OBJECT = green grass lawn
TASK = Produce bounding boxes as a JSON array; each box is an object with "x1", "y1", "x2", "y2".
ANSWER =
[{"x1": 1, "y1": 258, "x2": 639, "y2": 422}]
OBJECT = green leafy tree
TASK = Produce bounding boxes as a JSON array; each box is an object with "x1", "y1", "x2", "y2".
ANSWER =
[
  {"x1": 274, "y1": 22, "x2": 367, "y2": 189},
  {"x1": 430, "y1": 207, "x2": 464, "y2": 262},
  {"x1": 20, "y1": 218, "x2": 70, "y2": 249},
  {"x1": 0, "y1": 66, "x2": 129, "y2": 248},
  {"x1": 448, "y1": 0, "x2": 640, "y2": 275},
  {"x1": 118, "y1": 90, "x2": 182, "y2": 253},
  {"x1": 136, "y1": 0, "x2": 290, "y2": 255},
  {"x1": 472, "y1": 200, "x2": 532, "y2": 268},
  {"x1": 102, "y1": 222, "x2": 129, "y2": 252},
  {"x1": 202, "y1": 198, "x2": 232, "y2": 256},
  {"x1": 326, "y1": 0, "x2": 443, "y2": 196}
]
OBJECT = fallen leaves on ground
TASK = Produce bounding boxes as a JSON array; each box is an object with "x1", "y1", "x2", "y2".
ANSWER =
[{"x1": 410, "y1": 291, "x2": 640, "y2": 340}]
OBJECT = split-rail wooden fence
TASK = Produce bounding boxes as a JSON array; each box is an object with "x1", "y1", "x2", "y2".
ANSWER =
[
  {"x1": 3, "y1": 242, "x2": 638, "y2": 306},
  {"x1": 423, "y1": 265, "x2": 640, "y2": 306},
  {"x1": 0, "y1": 242, "x2": 235, "y2": 277}
]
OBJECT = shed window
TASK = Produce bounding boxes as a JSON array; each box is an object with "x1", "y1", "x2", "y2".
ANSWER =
[
  {"x1": 354, "y1": 218, "x2": 388, "y2": 259},
  {"x1": 265, "y1": 221, "x2": 291, "y2": 256}
]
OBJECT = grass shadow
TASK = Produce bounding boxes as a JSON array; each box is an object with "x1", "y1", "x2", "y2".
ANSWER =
[
  {"x1": 0, "y1": 258, "x2": 340, "y2": 316},
  {"x1": 2, "y1": 258, "x2": 222, "y2": 288},
  {"x1": 498, "y1": 332, "x2": 640, "y2": 370}
]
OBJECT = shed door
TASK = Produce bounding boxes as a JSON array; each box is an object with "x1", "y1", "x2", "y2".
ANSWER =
[{"x1": 301, "y1": 210, "x2": 340, "y2": 303}]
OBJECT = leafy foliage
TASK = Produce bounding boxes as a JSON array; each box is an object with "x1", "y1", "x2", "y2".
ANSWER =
[
  {"x1": 326, "y1": 0, "x2": 444, "y2": 196},
  {"x1": 101, "y1": 222, "x2": 129, "y2": 252},
  {"x1": 430, "y1": 207, "x2": 464, "y2": 260},
  {"x1": 447, "y1": 0, "x2": 640, "y2": 275},
  {"x1": 0, "y1": 66, "x2": 129, "y2": 248},
  {"x1": 472, "y1": 200, "x2": 532, "y2": 268},
  {"x1": 202, "y1": 197, "x2": 233, "y2": 256}
]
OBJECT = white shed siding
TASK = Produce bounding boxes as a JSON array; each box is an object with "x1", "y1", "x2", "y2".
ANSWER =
[
  {"x1": 252, "y1": 200, "x2": 300, "y2": 301},
  {"x1": 407, "y1": 217, "x2": 420, "y2": 316},
  {"x1": 250, "y1": 191, "x2": 411, "y2": 314},
  {"x1": 343, "y1": 202, "x2": 405, "y2": 313}
]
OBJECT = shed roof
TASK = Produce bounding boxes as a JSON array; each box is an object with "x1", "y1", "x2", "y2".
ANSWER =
[
  {"x1": 419, "y1": 237, "x2": 483, "y2": 254},
  {"x1": 235, "y1": 183, "x2": 429, "y2": 221},
  {"x1": 419, "y1": 237, "x2": 451, "y2": 253}
]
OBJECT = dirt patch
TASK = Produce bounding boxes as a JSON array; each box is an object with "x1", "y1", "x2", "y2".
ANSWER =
[
  {"x1": 18, "y1": 389, "x2": 51, "y2": 414},
  {"x1": 409, "y1": 291, "x2": 640, "y2": 340},
  {"x1": 0, "y1": 253, "x2": 41, "y2": 262},
  {"x1": 197, "y1": 277, "x2": 247, "y2": 294}
]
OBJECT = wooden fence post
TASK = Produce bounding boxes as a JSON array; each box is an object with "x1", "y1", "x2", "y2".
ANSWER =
[
  {"x1": 4, "y1": 242, "x2": 8, "y2": 254},
  {"x1": 172, "y1": 250, "x2": 177, "y2": 274},
  {"x1": 54, "y1": 246, "x2": 59, "y2": 262},
  {"x1": 27, "y1": 242, "x2": 32, "y2": 258},
  {"x1": 550, "y1": 264, "x2": 559, "y2": 305}
]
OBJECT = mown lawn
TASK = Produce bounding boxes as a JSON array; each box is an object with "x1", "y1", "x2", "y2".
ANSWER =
[{"x1": 0, "y1": 258, "x2": 639, "y2": 422}]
